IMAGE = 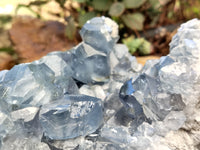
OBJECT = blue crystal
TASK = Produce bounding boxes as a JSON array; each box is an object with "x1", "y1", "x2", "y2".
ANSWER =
[
  {"x1": 39, "y1": 94, "x2": 103, "y2": 140},
  {"x1": 119, "y1": 78, "x2": 135, "y2": 98},
  {"x1": 120, "y1": 73, "x2": 186, "y2": 122},
  {"x1": 80, "y1": 16, "x2": 119, "y2": 54}
]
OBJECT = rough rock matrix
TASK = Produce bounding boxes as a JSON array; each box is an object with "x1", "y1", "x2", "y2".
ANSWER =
[{"x1": 0, "y1": 17, "x2": 200, "y2": 150}]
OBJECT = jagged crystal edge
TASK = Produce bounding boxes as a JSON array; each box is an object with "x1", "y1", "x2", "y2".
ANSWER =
[
  {"x1": 118, "y1": 18, "x2": 200, "y2": 149},
  {"x1": 0, "y1": 16, "x2": 142, "y2": 149}
]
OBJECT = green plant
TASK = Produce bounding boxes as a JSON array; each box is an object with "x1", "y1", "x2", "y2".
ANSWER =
[
  {"x1": 73, "y1": 0, "x2": 162, "y2": 31},
  {"x1": 15, "y1": 0, "x2": 163, "y2": 54},
  {"x1": 12, "y1": 0, "x2": 200, "y2": 57},
  {"x1": 16, "y1": 0, "x2": 162, "y2": 34},
  {"x1": 123, "y1": 36, "x2": 152, "y2": 55},
  {"x1": 15, "y1": 0, "x2": 49, "y2": 18}
]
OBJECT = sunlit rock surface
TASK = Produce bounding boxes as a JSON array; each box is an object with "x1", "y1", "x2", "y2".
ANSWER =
[{"x1": 0, "y1": 17, "x2": 200, "y2": 150}]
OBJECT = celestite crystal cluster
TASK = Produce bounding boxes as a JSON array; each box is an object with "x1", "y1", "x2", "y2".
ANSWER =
[{"x1": 0, "y1": 17, "x2": 200, "y2": 150}]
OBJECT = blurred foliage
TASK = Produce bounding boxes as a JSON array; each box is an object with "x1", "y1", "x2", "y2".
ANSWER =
[
  {"x1": 14, "y1": 0, "x2": 200, "y2": 55},
  {"x1": 65, "y1": 16, "x2": 77, "y2": 40},
  {"x1": 123, "y1": 36, "x2": 152, "y2": 55},
  {"x1": 0, "y1": 15, "x2": 12, "y2": 25},
  {"x1": 0, "y1": 47, "x2": 16, "y2": 56},
  {"x1": 0, "y1": 15, "x2": 12, "y2": 29},
  {"x1": 72, "y1": 0, "x2": 152, "y2": 31},
  {"x1": 15, "y1": 1, "x2": 49, "y2": 18}
]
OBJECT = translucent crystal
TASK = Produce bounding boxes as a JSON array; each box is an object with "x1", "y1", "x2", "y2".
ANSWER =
[
  {"x1": 103, "y1": 93, "x2": 123, "y2": 121},
  {"x1": 120, "y1": 73, "x2": 186, "y2": 123},
  {"x1": 72, "y1": 53, "x2": 110, "y2": 83},
  {"x1": 62, "y1": 42, "x2": 111, "y2": 84},
  {"x1": 117, "y1": 19, "x2": 200, "y2": 150},
  {"x1": 0, "y1": 63, "x2": 64, "y2": 110},
  {"x1": 113, "y1": 56, "x2": 141, "y2": 78},
  {"x1": 106, "y1": 79, "x2": 124, "y2": 93},
  {"x1": 11, "y1": 107, "x2": 42, "y2": 134},
  {"x1": 1, "y1": 17, "x2": 199, "y2": 150},
  {"x1": 38, "y1": 51, "x2": 73, "y2": 77},
  {"x1": 91, "y1": 142, "x2": 126, "y2": 150},
  {"x1": 0, "y1": 111, "x2": 13, "y2": 140},
  {"x1": 163, "y1": 111, "x2": 186, "y2": 131},
  {"x1": 38, "y1": 51, "x2": 80, "y2": 94},
  {"x1": 141, "y1": 56, "x2": 175, "y2": 78},
  {"x1": 0, "y1": 70, "x2": 8, "y2": 82},
  {"x1": 79, "y1": 85, "x2": 95, "y2": 97},
  {"x1": 109, "y1": 51, "x2": 119, "y2": 72},
  {"x1": 80, "y1": 16, "x2": 119, "y2": 54},
  {"x1": 11, "y1": 106, "x2": 38, "y2": 121},
  {"x1": 78, "y1": 138, "x2": 127, "y2": 150},
  {"x1": 101, "y1": 124, "x2": 135, "y2": 144},
  {"x1": 44, "y1": 136, "x2": 83, "y2": 150},
  {"x1": 113, "y1": 44, "x2": 129, "y2": 60},
  {"x1": 0, "y1": 107, "x2": 43, "y2": 149},
  {"x1": 79, "y1": 85, "x2": 106, "y2": 100},
  {"x1": 1, "y1": 134, "x2": 49, "y2": 150},
  {"x1": 39, "y1": 94, "x2": 103, "y2": 140}
]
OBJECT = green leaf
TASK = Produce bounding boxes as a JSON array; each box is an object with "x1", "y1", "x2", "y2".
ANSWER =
[
  {"x1": 92, "y1": 0, "x2": 112, "y2": 11},
  {"x1": 123, "y1": 37, "x2": 152, "y2": 55},
  {"x1": 0, "y1": 15, "x2": 12, "y2": 25},
  {"x1": 123, "y1": 0, "x2": 146, "y2": 9},
  {"x1": 122, "y1": 13, "x2": 145, "y2": 31},
  {"x1": 55, "y1": 0, "x2": 66, "y2": 8},
  {"x1": 29, "y1": 0, "x2": 48, "y2": 6},
  {"x1": 109, "y1": 2, "x2": 125, "y2": 17},
  {"x1": 72, "y1": 0, "x2": 86, "y2": 3},
  {"x1": 78, "y1": 12, "x2": 96, "y2": 27},
  {"x1": 159, "y1": 0, "x2": 171, "y2": 5},
  {"x1": 123, "y1": 36, "x2": 141, "y2": 54},
  {"x1": 15, "y1": 4, "x2": 40, "y2": 18},
  {"x1": 65, "y1": 17, "x2": 77, "y2": 40},
  {"x1": 138, "y1": 38, "x2": 152, "y2": 55},
  {"x1": 0, "y1": 47, "x2": 16, "y2": 55},
  {"x1": 149, "y1": 0, "x2": 161, "y2": 9}
]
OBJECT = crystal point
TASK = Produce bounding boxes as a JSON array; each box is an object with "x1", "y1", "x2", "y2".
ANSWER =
[{"x1": 80, "y1": 16, "x2": 119, "y2": 54}]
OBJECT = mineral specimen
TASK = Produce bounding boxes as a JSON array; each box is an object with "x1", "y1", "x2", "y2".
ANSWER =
[
  {"x1": 0, "y1": 17, "x2": 200, "y2": 150},
  {"x1": 80, "y1": 16, "x2": 119, "y2": 54},
  {"x1": 39, "y1": 94, "x2": 103, "y2": 140}
]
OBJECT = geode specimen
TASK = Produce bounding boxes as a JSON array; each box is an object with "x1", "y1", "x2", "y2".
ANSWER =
[{"x1": 0, "y1": 17, "x2": 200, "y2": 150}]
